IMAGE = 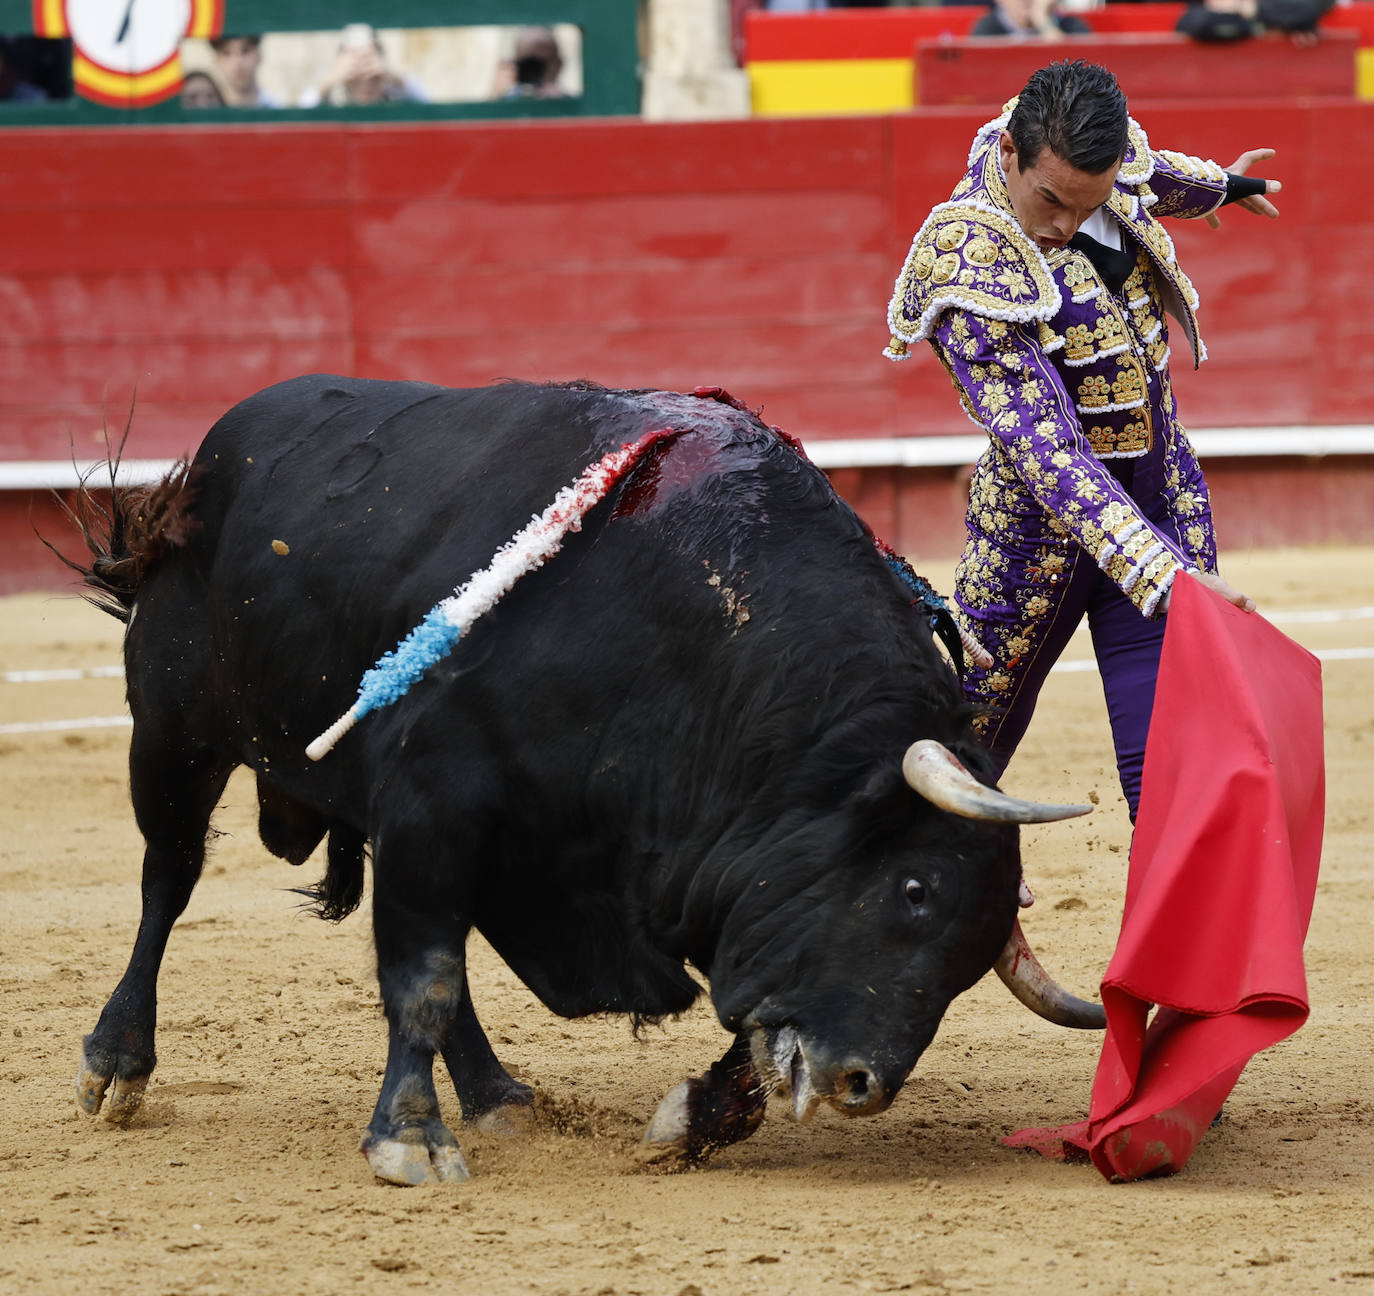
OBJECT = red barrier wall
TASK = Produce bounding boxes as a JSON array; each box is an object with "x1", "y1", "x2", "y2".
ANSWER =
[
  {"x1": 742, "y1": 3, "x2": 1374, "y2": 56},
  {"x1": 918, "y1": 33, "x2": 1358, "y2": 106},
  {"x1": 2, "y1": 103, "x2": 1372, "y2": 590}
]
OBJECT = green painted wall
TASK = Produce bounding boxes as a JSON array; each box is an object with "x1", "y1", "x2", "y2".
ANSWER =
[{"x1": 0, "y1": 0, "x2": 640, "y2": 121}]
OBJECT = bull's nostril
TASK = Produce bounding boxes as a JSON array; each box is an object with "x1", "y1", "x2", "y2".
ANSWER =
[{"x1": 842, "y1": 1068, "x2": 873, "y2": 1102}]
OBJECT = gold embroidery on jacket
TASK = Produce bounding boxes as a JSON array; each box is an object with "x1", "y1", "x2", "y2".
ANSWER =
[
  {"x1": 1062, "y1": 258, "x2": 1094, "y2": 296},
  {"x1": 1094, "y1": 312, "x2": 1128, "y2": 353},
  {"x1": 1078, "y1": 374, "x2": 1111, "y2": 410},
  {"x1": 935, "y1": 220, "x2": 969, "y2": 251},
  {"x1": 1086, "y1": 418, "x2": 1150, "y2": 457},
  {"x1": 1063, "y1": 324, "x2": 1095, "y2": 362},
  {"x1": 1112, "y1": 363, "x2": 1145, "y2": 406},
  {"x1": 966, "y1": 236, "x2": 999, "y2": 267},
  {"x1": 932, "y1": 252, "x2": 961, "y2": 284}
]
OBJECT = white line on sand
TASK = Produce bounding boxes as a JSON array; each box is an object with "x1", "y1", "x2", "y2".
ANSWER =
[
  {"x1": 1052, "y1": 645, "x2": 1374, "y2": 675},
  {"x1": 0, "y1": 714, "x2": 133, "y2": 735},
  {"x1": 3, "y1": 627, "x2": 1371, "y2": 732},
  {"x1": 2, "y1": 665, "x2": 125, "y2": 683}
]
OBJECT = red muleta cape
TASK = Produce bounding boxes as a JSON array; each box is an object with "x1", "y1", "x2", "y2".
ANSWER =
[{"x1": 1004, "y1": 573, "x2": 1325, "y2": 1181}]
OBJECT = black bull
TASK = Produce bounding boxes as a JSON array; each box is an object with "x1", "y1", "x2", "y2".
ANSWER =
[{"x1": 65, "y1": 376, "x2": 1100, "y2": 1185}]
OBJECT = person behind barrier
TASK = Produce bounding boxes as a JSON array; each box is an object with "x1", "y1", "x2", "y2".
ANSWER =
[
  {"x1": 180, "y1": 69, "x2": 226, "y2": 109},
  {"x1": 971, "y1": 0, "x2": 1093, "y2": 40},
  {"x1": 298, "y1": 23, "x2": 429, "y2": 108},
  {"x1": 209, "y1": 34, "x2": 281, "y2": 108},
  {"x1": 884, "y1": 60, "x2": 1278, "y2": 820},
  {"x1": 1175, "y1": 0, "x2": 1334, "y2": 46},
  {"x1": 493, "y1": 26, "x2": 570, "y2": 100}
]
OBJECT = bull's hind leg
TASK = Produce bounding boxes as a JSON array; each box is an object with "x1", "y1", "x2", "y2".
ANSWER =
[
  {"x1": 78, "y1": 733, "x2": 231, "y2": 1122},
  {"x1": 438, "y1": 977, "x2": 534, "y2": 1135},
  {"x1": 637, "y1": 1034, "x2": 767, "y2": 1167}
]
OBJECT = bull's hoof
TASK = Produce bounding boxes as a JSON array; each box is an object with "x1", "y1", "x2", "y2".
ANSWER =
[
  {"x1": 76, "y1": 1049, "x2": 150, "y2": 1123},
  {"x1": 636, "y1": 1081, "x2": 695, "y2": 1167},
  {"x1": 637, "y1": 1056, "x2": 769, "y2": 1169},
  {"x1": 470, "y1": 1100, "x2": 536, "y2": 1137},
  {"x1": 361, "y1": 1127, "x2": 470, "y2": 1186}
]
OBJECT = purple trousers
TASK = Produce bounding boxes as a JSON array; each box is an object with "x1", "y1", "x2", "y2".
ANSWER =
[
  {"x1": 973, "y1": 556, "x2": 1166, "y2": 822},
  {"x1": 959, "y1": 460, "x2": 1183, "y2": 823}
]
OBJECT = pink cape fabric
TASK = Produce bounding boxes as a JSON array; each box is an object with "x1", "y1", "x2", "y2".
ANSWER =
[{"x1": 1003, "y1": 573, "x2": 1325, "y2": 1180}]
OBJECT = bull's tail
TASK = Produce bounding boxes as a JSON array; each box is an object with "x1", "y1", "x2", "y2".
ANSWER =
[
  {"x1": 289, "y1": 827, "x2": 368, "y2": 923},
  {"x1": 41, "y1": 430, "x2": 201, "y2": 623}
]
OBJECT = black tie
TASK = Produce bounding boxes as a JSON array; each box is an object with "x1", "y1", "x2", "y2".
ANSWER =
[{"x1": 1067, "y1": 231, "x2": 1136, "y2": 296}]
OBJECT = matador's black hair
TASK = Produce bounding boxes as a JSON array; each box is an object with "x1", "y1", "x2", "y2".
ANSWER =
[{"x1": 1008, "y1": 60, "x2": 1129, "y2": 176}]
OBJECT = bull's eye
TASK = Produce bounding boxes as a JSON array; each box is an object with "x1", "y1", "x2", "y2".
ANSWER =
[{"x1": 904, "y1": 878, "x2": 926, "y2": 909}]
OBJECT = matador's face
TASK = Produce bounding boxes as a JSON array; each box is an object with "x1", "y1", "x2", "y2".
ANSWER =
[{"x1": 998, "y1": 130, "x2": 1119, "y2": 251}]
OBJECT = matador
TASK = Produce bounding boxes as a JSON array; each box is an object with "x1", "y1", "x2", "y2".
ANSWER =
[{"x1": 885, "y1": 61, "x2": 1277, "y2": 817}]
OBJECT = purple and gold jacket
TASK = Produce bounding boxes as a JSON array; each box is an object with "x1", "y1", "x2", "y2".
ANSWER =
[{"x1": 885, "y1": 108, "x2": 1229, "y2": 628}]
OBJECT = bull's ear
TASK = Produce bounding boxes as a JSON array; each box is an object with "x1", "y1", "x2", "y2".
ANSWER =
[
  {"x1": 851, "y1": 764, "x2": 909, "y2": 817},
  {"x1": 946, "y1": 736, "x2": 1001, "y2": 784}
]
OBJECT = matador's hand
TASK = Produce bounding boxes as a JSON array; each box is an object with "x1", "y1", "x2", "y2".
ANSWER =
[
  {"x1": 1187, "y1": 570, "x2": 1257, "y2": 614},
  {"x1": 1206, "y1": 148, "x2": 1282, "y2": 228}
]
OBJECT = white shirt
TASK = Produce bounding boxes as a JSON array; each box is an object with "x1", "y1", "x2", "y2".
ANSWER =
[{"x1": 1080, "y1": 206, "x2": 1123, "y2": 251}]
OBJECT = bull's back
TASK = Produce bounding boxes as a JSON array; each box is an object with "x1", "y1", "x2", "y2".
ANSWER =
[
  {"x1": 192, "y1": 375, "x2": 622, "y2": 567},
  {"x1": 141, "y1": 379, "x2": 776, "y2": 743},
  {"x1": 135, "y1": 377, "x2": 944, "y2": 813},
  {"x1": 156, "y1": 379, "x2": 640, "y2": 751},
  {"x1": 187, "y1": 377, "x2": 801, "y2": 634}
]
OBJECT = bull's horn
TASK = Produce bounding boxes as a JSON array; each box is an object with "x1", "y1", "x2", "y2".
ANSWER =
[
  {"x1": 902, "y1": 740, "x2": 1091, "y2": 824},
  {"x1": 995, "y1": 919, "x2": 1106, "y2": 1029}
]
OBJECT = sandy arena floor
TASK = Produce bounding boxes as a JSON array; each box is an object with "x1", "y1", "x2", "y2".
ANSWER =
[{"x1": 0, "y1": 546, "x2": 1370, "y2": 1295}]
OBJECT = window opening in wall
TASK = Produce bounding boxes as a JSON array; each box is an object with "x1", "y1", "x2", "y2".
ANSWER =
[{"x1": 177, "y1": 23, "x2": 584, "y2": 111}]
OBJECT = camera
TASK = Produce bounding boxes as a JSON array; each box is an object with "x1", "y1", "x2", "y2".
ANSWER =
[{"x1": 515, "y1": 55, "x2": 548, "y2": 86}]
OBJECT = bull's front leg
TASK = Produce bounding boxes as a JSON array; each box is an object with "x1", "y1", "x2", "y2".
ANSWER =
[
  {"x1": 363, "y1": 941, "x2": 471, "y2": 1186},
  {"x1": 364, "y1": 1015, "x2": 470, "y2": 1186},
  {"x1": 363, "y1": 836, "x2": 477, "y2": 1187},
  {"x1": 637, "y1": 1034, "x2": 767, "y2": 1167}
]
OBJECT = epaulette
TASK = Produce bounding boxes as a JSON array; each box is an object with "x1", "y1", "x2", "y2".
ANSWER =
[
  {"x1": 1153, "y1": 148, "x2": 1227, "y2": 187},
  {"x1": 885, "y1": 199, "x2": 1060, "y2": 360},
  {"x1": 1116, "y1": 118, "x2": 1154, "y2": 186}
]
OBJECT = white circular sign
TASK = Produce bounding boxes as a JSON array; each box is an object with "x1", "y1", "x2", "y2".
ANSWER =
[{"x1": 66, "y1": 0, "x2": 192, "y2": 75}]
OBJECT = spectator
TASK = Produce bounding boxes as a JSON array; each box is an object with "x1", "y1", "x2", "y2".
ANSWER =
[
  {"x1": 180, "y1": 70, "x2": 226, "y2": 109},
  {"x1": 1176, "y1": 0, "x2": 1333, "y2": 44},
  {"x1": 298, "y1": 24, "x2": 429, "y2": 108},
  {"x1": 209, "y1": 34, "x2": 280, "y2": 108},
  {"x1": 492, "y1": 27, "x2": 570, "y2": 100},
  {"x1": 971, "y1": 0, "x2": 1093, "y2": 38},
  {"x1": 0, "y1": 37, "x2": 47, "y2": 102},
  {"x1": 762, "y1": 1, "x2": 895, "y2": 9}
]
